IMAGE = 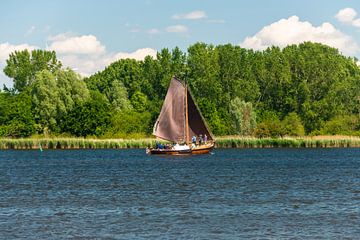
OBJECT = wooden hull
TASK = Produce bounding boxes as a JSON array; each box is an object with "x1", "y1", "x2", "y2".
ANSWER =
[{"x1": 147, "y1": 143, "x2": 214, "y2": 155}]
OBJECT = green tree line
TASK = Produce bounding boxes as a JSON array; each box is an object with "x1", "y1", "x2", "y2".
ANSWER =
[{"x1": 1, "y1": 42, "x2": 360, "y2": 138}]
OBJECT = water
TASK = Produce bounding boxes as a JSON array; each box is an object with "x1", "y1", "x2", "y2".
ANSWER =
[{"x1": 0, "y1": 148, "x2": 359, "y2": 239}]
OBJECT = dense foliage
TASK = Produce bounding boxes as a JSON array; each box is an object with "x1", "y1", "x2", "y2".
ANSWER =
[{"x1": 1, "y1": 42, "x2": 360, "y2": 138}]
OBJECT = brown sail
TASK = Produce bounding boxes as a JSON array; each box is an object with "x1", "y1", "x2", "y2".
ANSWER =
[
  {"x1": 187, "y1": 89, "x2": 213, "y2": 142},
  {"x1": 153, "y1": 77, "x2": 186, "y2": 143}
]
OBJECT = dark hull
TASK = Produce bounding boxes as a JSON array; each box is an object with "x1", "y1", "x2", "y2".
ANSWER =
[{"x1": 147, "y1": 143, "x2": 214, "y2": 155}]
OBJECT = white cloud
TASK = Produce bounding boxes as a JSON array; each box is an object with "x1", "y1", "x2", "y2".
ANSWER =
[
  {"x1": 48, "y1": 34, "x2": 106, "y2": 55},
  {"x1": 57, "y1": 54, "x2": 106, "y2": 76},
  {"x1": 112, "y1": 48, "x2": 157, "y2": 61},
  {"x1": 335, "y1": 8, "x2": 360, "y2": 29},
  {"x1": 240, "y1": 16, "x2": 359, "y2": 56},
  {"x1": 166, "y1": 25, "x2": 188, "y2": 33},
  {"x1": 172, "y1": 10, "x2": 206, "y2": 20},
  {"x1": 335, "y1": 8, "x2": 357, "y2": 24},
  {"x1": 51, "y1": 34, "x2": 157, "y2": 76}
]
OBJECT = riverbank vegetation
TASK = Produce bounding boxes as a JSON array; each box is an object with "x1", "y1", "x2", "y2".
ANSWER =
[
  {"x1": 1, "y1": 42, "x2": 360, "y2": 139},
  {"x1": 0, "y1": 138, "x2": 158, "y2": 150},
  {"x1": 1, "y1": 136, "x2": 359, "y2": 150}
]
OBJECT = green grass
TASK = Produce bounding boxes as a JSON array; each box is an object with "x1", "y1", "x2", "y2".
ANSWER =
[{"x1": 0, "y1": 136, "x2": 360, "y2": 150}]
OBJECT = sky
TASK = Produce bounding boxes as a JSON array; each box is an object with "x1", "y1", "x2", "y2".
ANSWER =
[{"x1": 1, "y1": 0, "x2": 360, "y2": 87}]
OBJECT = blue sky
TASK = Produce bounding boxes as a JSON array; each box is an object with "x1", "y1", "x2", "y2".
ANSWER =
[{"x1": 1, "y1": 0, "x2": 360, "y2": 87}]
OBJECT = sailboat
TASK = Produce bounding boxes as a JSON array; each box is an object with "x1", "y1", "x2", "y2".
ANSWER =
[{"x1": 146, "y1": 77, "x2": 215, "y2": 155}]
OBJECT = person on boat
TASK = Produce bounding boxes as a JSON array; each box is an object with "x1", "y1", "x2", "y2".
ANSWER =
[
  {"x1": 204, "y1": 134, "x2": 208, "y2": 144},
  {"x1": 192, "y1": 135, "x2": 197, "y2": 145},
  {"x1": 199, "y1": 134, "x2": 203, "y2": 145}
]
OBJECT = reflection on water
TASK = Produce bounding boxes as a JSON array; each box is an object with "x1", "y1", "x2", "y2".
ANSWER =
[{"x1": 0, "y1": 148, "x2": 359, "y2": 239}]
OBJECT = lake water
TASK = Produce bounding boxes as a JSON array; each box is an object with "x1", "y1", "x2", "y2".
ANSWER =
[{"x1": 0, "y1": 148, "x2": 359, "y2": 239}]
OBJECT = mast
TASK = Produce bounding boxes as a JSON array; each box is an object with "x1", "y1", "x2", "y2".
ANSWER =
[{"x1": 185, "y1": 82, "x2": 190, "y2": 145}]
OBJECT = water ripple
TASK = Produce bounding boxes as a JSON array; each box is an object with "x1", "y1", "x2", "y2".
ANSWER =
[{"x1": 0, "y1": 148, "x2": 359, "y2": 239}]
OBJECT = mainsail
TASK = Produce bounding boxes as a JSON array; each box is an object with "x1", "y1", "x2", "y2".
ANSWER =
[
  {"x1": 153, "y1": 77, "x2": 213, "y2": 143},
  {"x1": 153, "y1": 78, "x2": 186, "y2": 142}
]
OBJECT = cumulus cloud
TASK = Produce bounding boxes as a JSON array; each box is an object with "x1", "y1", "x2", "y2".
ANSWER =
[
  {"x1": 240, "y1": 16, "x2": 359, "y2": 56},
  {"x1": 172, "y1": 10, "x2": 206, "y2": 20},
  {"x1": 0, "y1": 35, "x2": 157, "y2": 87},
  {"x1": 48, "y1": 34, "x2": 157, "y2": 76},
  {"x1": 166, "y1": 25, "x2": 188, "y2": 33},
  {"x1": 112, "y1": 48, "x2": 157, "y2": 61},
  {"x1": 336, "y1": 8, "x2": 357, "y2": 24},
  {"x1": 48, "y1": 34, "x2": 106, "y2": 55}
]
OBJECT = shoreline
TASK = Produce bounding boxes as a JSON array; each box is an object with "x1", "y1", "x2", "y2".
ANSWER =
[{"x1": 1, "y1": 136, "x2": 360, "y2": 150}]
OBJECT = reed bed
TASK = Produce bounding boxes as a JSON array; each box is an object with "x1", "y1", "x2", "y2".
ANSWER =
[
  {"x1": 214, "y1": 136, "x2": 360, "y2": 148},
  {"x1": 0, "y1": 138, "x2": 164, "y2": 150},
  {"x1": 1, "y1": 136, "x2": 360, "y2": 150}
]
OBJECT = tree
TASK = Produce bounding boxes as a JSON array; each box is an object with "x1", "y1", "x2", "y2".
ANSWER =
[
  {"x1": 31, "y1": 70, "x2": 61, "y2": 133},
  {"x1": 130, "y1": 91, "x2": 148, "y2": 112},
  {"x1": 217, "y1": 44, "x2": 260, "y2": 102},
  {"x1": 31, "y1": 69, "x2": 90, "y2": 134},
  {"x1": 229, "y1": 98, "x2": 256, "y2": 135},
  {"x1": 187, "y1": 43, "x2": 231, "y2": 135},
  {"x1": 4, "y1": 49, "x2": 61, "y2": 92},
  {"x1": 140, "y1": 56, "x2": 159, "y2": 101},
  {"x1": 57, "y1": 68, "x2": 90, "y2": 109},
  {"x1": 320, "y1": 115, "x2": 359, "y2": 135},
  {"x1": 106, "y1": 80, "x2": 132, "y2": 111},
  {"x1": 62, "y1": 91, "x2": 111, "y2": 137},
  {"x1": 0, "y1": 92, "x2": 36, "y2": 137},
  {"x1": 156, "y1": 48, "x2": 173, "y2": 96},
  {"x1": 255, "y1": 111, "x2": 283, "y2": 138},
  {"x1": 106, "y1": 110, "x2": 152, "y2": 138},
  {"x1": 282, "y1": 112, "x2": 305, "y2": 136},
  {"x1": 171, "y1": 46, "x2": 187, "y2": 79}
]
